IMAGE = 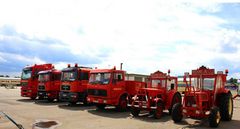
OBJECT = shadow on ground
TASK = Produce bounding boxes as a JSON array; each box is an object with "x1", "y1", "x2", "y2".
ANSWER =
[
  {"x1": 34, "y1": 100, "x2": 66, "y2": 106},
  {"x1": 16, "y1": 99, "x2": 35, "y2": 103},
  {"x1": 58, "y1": 103, "x2": 96, "y2": 111},
  {"x1": 174, "y1": 119, "x2": 240, "y2": 129},
  {"x1": 87, "y1": 106, "x2": 131, "y2": 119},
  {"x1": 130, "y1": 111, "x2": 171, "y2": 123}
]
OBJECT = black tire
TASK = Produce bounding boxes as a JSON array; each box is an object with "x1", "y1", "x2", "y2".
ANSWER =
[
  {"x1": 209, "y1": 107, "x2": 221, "y2": 127},
  {"x1": 171, "y1": 103, "x2": 183, "y2": 123},
  {"x1": 30, "y1": 97, "x2": 36, "y2": 100},
  {"x1": 47, "y1": 98, "x2": 54, "y2": 102},
  {"x1": 116, "y1": 96, "x2": 128, "y2": 112},
  {"x1": 70, "y1": 102, "x2": 77, "y2": 105},
  {"x1": 219, "y1": 93, "x2": 233, "y2": 121},
  {"x1": 96, "y1": 104, "x2": 106, "y2": 110},
  {"x1": 131, "y1": 107, "x2": 140, "y2": 117},
  {"x1": 154, "y1": 102, "x2": 163, "y2": 119},
  {"x1": 169, "y1": 93, "x2": 182, "y2": 114},
  {"x1": 83, "y1": 96, "x2": 89, "y2": 105}
]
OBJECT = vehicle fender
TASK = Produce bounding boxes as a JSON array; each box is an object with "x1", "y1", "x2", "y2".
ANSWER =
[
  {"x1": 117, "y1": 92, "x2": 129, "y2": 102},
  {"x1": 167, "y1": 91, "x2": 181, "y2": 109}
]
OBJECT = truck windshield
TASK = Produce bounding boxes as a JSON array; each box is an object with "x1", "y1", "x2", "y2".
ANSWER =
[
  {"x1": 21, "y1": 70, "x2": 32, "y2": 80},
  {"x1": 151, "y1": 79, "x2": 165, "y2": 88},
  {"x1": 89, "y1": 73, "x2": 111, "y2": 85},
  {"x1": 191, "y1": 77, "x2": 215, "y2": 90},
  {"x1": 38, "y1": 73, "x2": 50, "y2": 82},
  {"x1": 62, "y1": 71, "x2": 77, "y2": 81}
]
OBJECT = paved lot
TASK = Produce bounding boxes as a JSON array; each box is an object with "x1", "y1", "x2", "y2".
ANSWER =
[{"x1": 0, "y1": 87, "x2": 240, "y2": 129}]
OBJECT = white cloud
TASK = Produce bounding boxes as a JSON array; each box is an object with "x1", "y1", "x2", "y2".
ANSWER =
[
  {"x1": 0, "y1": 0, "x2": 240, "y2": 78},
  {"x1": 0, "y1": 52, "x2": 46, "y2": 65}
]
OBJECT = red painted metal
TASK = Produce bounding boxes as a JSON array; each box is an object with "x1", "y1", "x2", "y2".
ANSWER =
[
  {"x1": 131, "y1": 70, "x2": 181, "y2": 118},
  {"x1": 20, "y1": 64, "x2": 53, "y2": 99},
  {"x1": 87, "y1": 67, "x2": 146, "y2": 109},
  {"x1": 37, "y1": 69, "x2": 61, "y2": 101},
  {"x1": 182, "y1": 66, "x2": 230, "y2": 118}
]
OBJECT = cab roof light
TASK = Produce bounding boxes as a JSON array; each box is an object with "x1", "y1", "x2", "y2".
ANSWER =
[
  {"x1": 225, "y1": 69, "x2": 228, "y2": 74},
  {"x1": 75, "y1": 63, "x2": 78, "y2": 67}
]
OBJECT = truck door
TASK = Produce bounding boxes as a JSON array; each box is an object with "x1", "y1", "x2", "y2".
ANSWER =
[{"x1": 111, "y1": 72, "x2": 124, "y2": 99}]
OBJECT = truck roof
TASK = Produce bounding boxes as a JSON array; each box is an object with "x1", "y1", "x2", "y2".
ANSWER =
[
  {"x1": 90, "y1": 68, "x2": 125, "y2": 73},
  {"x1": 38, "y1": 69, "x2": 61, "y2": 74},
  {"x1": 62, "y1": 67, "x2": 92, "y2": 72}
]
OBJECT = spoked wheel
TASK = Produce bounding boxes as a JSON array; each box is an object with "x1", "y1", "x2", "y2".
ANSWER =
[
  {"x1": 154, "y1": 102, "x2": 163, "y2": 119},
  {"x1": 219, "y1": 93, "x2": 233, "y2": 121},
  {"x1": 169, "y1": 93, "x2": 182, "y2": 114},
  {"x1": 117, "y1": 96, "x2": 128, "y2": 111},
  {"x1": 171, "y1": 103, "x2": 183, "y2": 123},
  {"x1": 131, "y1": 107, "x2": 140, "y2": 117},
  {"x1": 209, "y1": 107, "x2": 221, "y2": 127}
]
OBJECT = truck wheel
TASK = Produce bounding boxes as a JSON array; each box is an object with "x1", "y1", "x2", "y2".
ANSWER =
[
  {"x1": 219, "y1": 93, "x2": 233, "y2": 121},
  {"x1": 131, "y1": 107, "x2": 140, "y2": 117},
  {"x1": 169, "y1": 93, "x2": 182, "y2": 114},
  {"x1": 96, "y1": 104, "x2": 106, "y2": 110},
  {"x1": 47, "y1": 98, "x2": 54, "y2": 102},
  {"x1": 209, "y1": 107, "x2": 221, "y2": 127},
  {"x1": 70, "y1": 102, "x2": 77, "y2": 105},
  {"x1": 83, "y1": 96, "x2": 89, "y2": 105},
  {"x1": 117, "y1": 96, "x2": 128, "y2": 111},
  {"x1": 30, "y1": 97, "x2": 36, "y2": 100},
  {"x1": 154, "y1": 102, "x2": 163, "y2": 119},
  {"x1": 171, "y1": 103, "x2": 183, "y2": 123}
]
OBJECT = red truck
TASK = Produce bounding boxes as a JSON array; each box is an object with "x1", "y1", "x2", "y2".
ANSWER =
[
  {"x1": 131, "y1": 70, "x2": 181, "y2": 119},
  {"x1": 21, "y1": 64, "x2": 53, "y2": 100},
  {"x1": 87, "y1": 67, "x2": 146, "y2": 111},
  {"x1": 59, "y1": 64, "x2": 92, "y2": 105},
  {"x1": 37, "y1": 68, "x2": 61, "y2": 102}
]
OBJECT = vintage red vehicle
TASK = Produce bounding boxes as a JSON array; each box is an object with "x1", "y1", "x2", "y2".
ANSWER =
[
  {"x1": 21, "y1": 64, "x2": 53, "y2": 100},
  {"x1": 87, "y1": 67, "x2": 146, "y2": 111},
  {"x1": 59, "y1": 64, "x2": 91, "y2": 105},
  {"x1": 37, "y1": 68, "x2": 61, "y2": 102},
  {"x1": 171, "y1": 66, "x2": 233, "y2": 127},
  {"x1": 130, "y1": 70, "x2": 181, "y2": 119}
]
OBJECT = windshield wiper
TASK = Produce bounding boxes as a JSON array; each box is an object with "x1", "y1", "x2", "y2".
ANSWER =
[{"x1": 0, "y1": 111, "x2": 24, "y2": 129}]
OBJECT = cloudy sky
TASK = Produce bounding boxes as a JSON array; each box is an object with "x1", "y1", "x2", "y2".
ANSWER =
[{"x1": 0, "y1": 0, "x2": 240, "y2": 78}]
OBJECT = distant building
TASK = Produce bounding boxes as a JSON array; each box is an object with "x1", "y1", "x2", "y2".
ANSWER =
[
  {"x1": 125, "y1": 73, "x2": 149, "y2": 82},
  {"x1": 0, "y1": 77, "x2": 21, "y2": 86}
]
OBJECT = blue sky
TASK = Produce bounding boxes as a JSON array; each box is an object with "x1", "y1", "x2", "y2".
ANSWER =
[{"x1": 0, "y1": 0, "x2": 240, "y2": 78}]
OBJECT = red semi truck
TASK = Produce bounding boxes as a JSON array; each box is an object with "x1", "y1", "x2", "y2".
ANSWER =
[
  {"x1": 37, "y1": 68, "x2": 61, "y2": 102},
  {"x1": 21, "y1": 64, "x2": 53, "y2": 99},
  {"x1": 87, "y1": 67, "x2": 146, "y2": 111},
  {"x1": 59, "y1": 64, "x2": 92, "y2": 105}
]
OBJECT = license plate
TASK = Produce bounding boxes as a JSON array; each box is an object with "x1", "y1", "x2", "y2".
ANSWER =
[
  {"x1": 93, "y1": 100, "x2": 98, "y2": 103},
  {"x1": 63, "y1": 94, "x2": 67, "y2": 97}
]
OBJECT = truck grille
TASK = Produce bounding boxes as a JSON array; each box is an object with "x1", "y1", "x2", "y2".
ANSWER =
[
  {"x1": 38, "y1": 85, "x2": 45, "y2": 90},
  {"x1": 61, "y1": 85, "x2": 70, "y2": 91},
  {"x1": 88, "y1": 89, "x2": 107, "y2": 97}
]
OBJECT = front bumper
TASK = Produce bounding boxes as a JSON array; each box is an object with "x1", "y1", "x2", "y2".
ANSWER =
[
  {"x1": 87, "y1": 96, "x2": 118, "y2": 106},
  {"x1": 59, "y1": 91, "x2": 86, "y2": 103}
]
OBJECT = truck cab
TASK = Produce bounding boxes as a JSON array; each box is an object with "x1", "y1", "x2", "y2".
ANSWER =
[
  {"x1": 87, "y1": 67, "x2": 146, "y2": 111},
  {"x1": 21, "y1": 64, "x2": 53, "y2": 100},
  {"x1": 37, "y1": 69, "x2": 61, "y2": 102},
  {"x1": 59, "y1": 64, "x2": 91, "y2": 105}
]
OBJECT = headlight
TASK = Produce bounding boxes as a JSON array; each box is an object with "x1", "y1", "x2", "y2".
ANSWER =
[{"x1": 195, "y1": 110, "x2": 200, "y2": 114}]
